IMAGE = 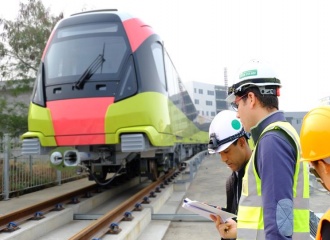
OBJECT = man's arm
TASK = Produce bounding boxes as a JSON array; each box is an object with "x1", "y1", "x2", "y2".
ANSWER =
[{"x1": 258, "y1": 131, "x2": 296, "y2": 239}]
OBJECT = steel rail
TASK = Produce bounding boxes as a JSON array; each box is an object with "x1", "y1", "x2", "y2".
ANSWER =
[
  {"x1": 0, "y1": 184, "x2": 98, "y2": 231},
  {"x1": 69, "y1": 169, "x2": 176, "y2": 240}
]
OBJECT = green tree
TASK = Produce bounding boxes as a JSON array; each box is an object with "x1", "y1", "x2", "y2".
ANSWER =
[
  {"x1": 0, "y1": 0, "x2": 63, "y2": 137},
  {"x1": 0, "y1": 0, "x2": 63, "y2": 80},
  {"x1": 0, "y1": 99, "x2": 28, "y2": 138}
]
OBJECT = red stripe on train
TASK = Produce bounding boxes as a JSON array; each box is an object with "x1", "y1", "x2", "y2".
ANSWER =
[
  {"x1": 123, "y1": 18, "x2": 155, "y2": 52},
  {"x1": 47, "y1": 97, "x2": 114, "y2": 145}
]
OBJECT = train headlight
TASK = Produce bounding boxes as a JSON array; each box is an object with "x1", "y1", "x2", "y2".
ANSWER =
[{"x1": 50, "y1": 151, "x2": 63, "y2": 166}]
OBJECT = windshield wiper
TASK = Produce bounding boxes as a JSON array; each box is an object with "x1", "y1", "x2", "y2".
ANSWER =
[{"x1": 74, "y1": 54, "x2": 105, "y2": 90}]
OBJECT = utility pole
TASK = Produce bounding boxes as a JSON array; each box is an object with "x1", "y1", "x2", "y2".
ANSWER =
[
  {"x1": 224, "y1": 67, "x2": 228, "y2": 95},
  {"x1": 224, "y1": 67, "x2": 230, "y2": 109}
]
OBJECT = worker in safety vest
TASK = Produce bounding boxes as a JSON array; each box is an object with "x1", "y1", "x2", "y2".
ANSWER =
[
  {"x1": 208, "y1": 110, "x2": 252, "y2": 240},
  {"x1": 300, "y1": 106, "x2": 330, "y2": 240},
  {"x1": 211, "y1": 59, "x2": 310, "y2": 239}
]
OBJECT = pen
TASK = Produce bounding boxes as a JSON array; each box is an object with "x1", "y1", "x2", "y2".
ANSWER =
[{"x1": 207, "y1": 203, "x2": 218, "y2": 208}]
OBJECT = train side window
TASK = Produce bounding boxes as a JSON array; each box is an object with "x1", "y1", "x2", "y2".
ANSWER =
[
  {"x1": 164, "y1": 51, "x2": 179, "y2": 97},
  {"x1": 151, "y1": 43, "x2": 166, "y2": 89}
]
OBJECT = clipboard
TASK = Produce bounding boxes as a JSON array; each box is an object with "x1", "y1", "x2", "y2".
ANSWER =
[{"x1": 182, "y1": 198, "x2": 236, "y2": 222}]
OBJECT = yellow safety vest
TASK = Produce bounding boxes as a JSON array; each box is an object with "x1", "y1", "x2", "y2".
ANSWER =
[
  {"x1": 247, "y1": 137, "x2": 255, "y2": 151},
  {"x1": 237, "y1": 122, "x2": 310, "y2": 239}
]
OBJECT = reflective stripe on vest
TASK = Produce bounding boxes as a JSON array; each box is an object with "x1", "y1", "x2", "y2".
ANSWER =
[{"x1": 237, "y1": 122, "x2": 310, "y2": 240}]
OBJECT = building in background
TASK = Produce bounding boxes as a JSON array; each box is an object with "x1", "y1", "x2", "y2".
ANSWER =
[
  {"x1": 320, "y1": 96, "x2": 330, "y2": 106},
  {"x1": 284, "y1": 112, "x2": 307, "y2": 134},
  {"x1": 184, "y1": 81, "x2": 228, "y2": 121},
  {"x1": 215, "y1": 85, "x2": 228, "y2": 113}
]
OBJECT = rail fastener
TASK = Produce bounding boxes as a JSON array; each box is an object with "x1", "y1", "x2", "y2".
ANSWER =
[
  {"x1": 123, "y1": 212, "x2": 134, "y2": 221},
  {"x1": 134, "y1": 203, "x2": 143, "y2": 211},
  {"x1": 149, "y1": 191, "x2": 156, "y2": 198},
  {"x1": 30, "y1": 211, "x2": 45, "y2": 220},
  {"x1": 52, "y1": 203, "x2": 64, "y2": 211},
  {"x1": 2, "y1": 222, "x2": 20, "y2": 232},
  {"x1": 142, "y1": 196, "x2": 150, "y2": 204},
  {"x1": 107, "y1": 223, "x2": 122, "y2": 234}
]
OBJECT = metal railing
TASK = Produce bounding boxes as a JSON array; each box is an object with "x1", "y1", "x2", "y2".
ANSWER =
[{"x1": 0, "y1": 133, "x2": 87, "y2": 201}]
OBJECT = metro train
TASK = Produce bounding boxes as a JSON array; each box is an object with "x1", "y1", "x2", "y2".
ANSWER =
[{"x1": 21, "y1": 9, "x2": 209, "y2": 185}]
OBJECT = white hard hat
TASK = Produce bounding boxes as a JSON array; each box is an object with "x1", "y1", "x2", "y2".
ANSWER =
[
  {"x1": 226, "y1": 59, "x2": 281, "y2": 103},
  {"x1": 208, "y1": 110, "x2": 248, "y2": 154}
]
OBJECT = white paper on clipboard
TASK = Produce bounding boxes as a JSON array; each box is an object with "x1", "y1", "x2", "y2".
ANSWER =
[{"x1": 182, "y1": 198, "x2": 236, "y2": 222}]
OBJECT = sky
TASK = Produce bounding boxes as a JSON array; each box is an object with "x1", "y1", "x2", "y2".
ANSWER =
[{"x1": 1, "y1": 0, "x2": 330, "y2": 112}]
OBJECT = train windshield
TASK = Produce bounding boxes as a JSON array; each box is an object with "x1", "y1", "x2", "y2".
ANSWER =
[{"x1": 44, "y1": 22, "x2": 129, "y2": 85}]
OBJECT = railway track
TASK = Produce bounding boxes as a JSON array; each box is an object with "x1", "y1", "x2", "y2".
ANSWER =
[
  {"x1": 0, "y1": 184, "x2": 99, "y2": 232},
  {"x1": 0, "y1": 169, "x2": 181, "y2": 240}
]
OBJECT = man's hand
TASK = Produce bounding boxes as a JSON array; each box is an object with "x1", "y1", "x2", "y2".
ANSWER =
[{"x1": 210, "y1": 215, "x2": 237, "y2": 239}]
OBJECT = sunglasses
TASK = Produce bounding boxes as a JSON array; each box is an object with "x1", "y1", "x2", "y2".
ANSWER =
[
  {"x1": 309, "y1": 157, "x2": 330, "y2": 190},
  {"x1": 231, "y1": 94, "x2": 248, "y2": 111},
  {"x1": 310, "y1": 167, "x2": 327, "y2": 190}
]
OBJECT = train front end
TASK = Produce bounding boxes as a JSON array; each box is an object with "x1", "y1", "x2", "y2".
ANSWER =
[{"x1": 21, "y1": 10, "x2": 208, "y2": 184}]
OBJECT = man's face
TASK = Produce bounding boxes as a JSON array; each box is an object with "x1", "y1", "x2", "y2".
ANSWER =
[
  {"x1": 234, "y1": 94, "x2": 251, "y2": 132},
  {"x1": 219, "y1": 139, "x2": 247, "y2": 172},
  {"x1": 234, "y1": 92, "x2": 261, "y2": 133},
  {"x1": 310, "y1": 159, "x2": 330, "y2": 192}
]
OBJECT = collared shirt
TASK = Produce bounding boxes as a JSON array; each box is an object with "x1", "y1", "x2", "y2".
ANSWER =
[
  {"x1": 223, "y1": 161, "x2": 247, "y2": 215},
  {"x1": 222, "y1": 162, "x2": 247, "y2": 240}
]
